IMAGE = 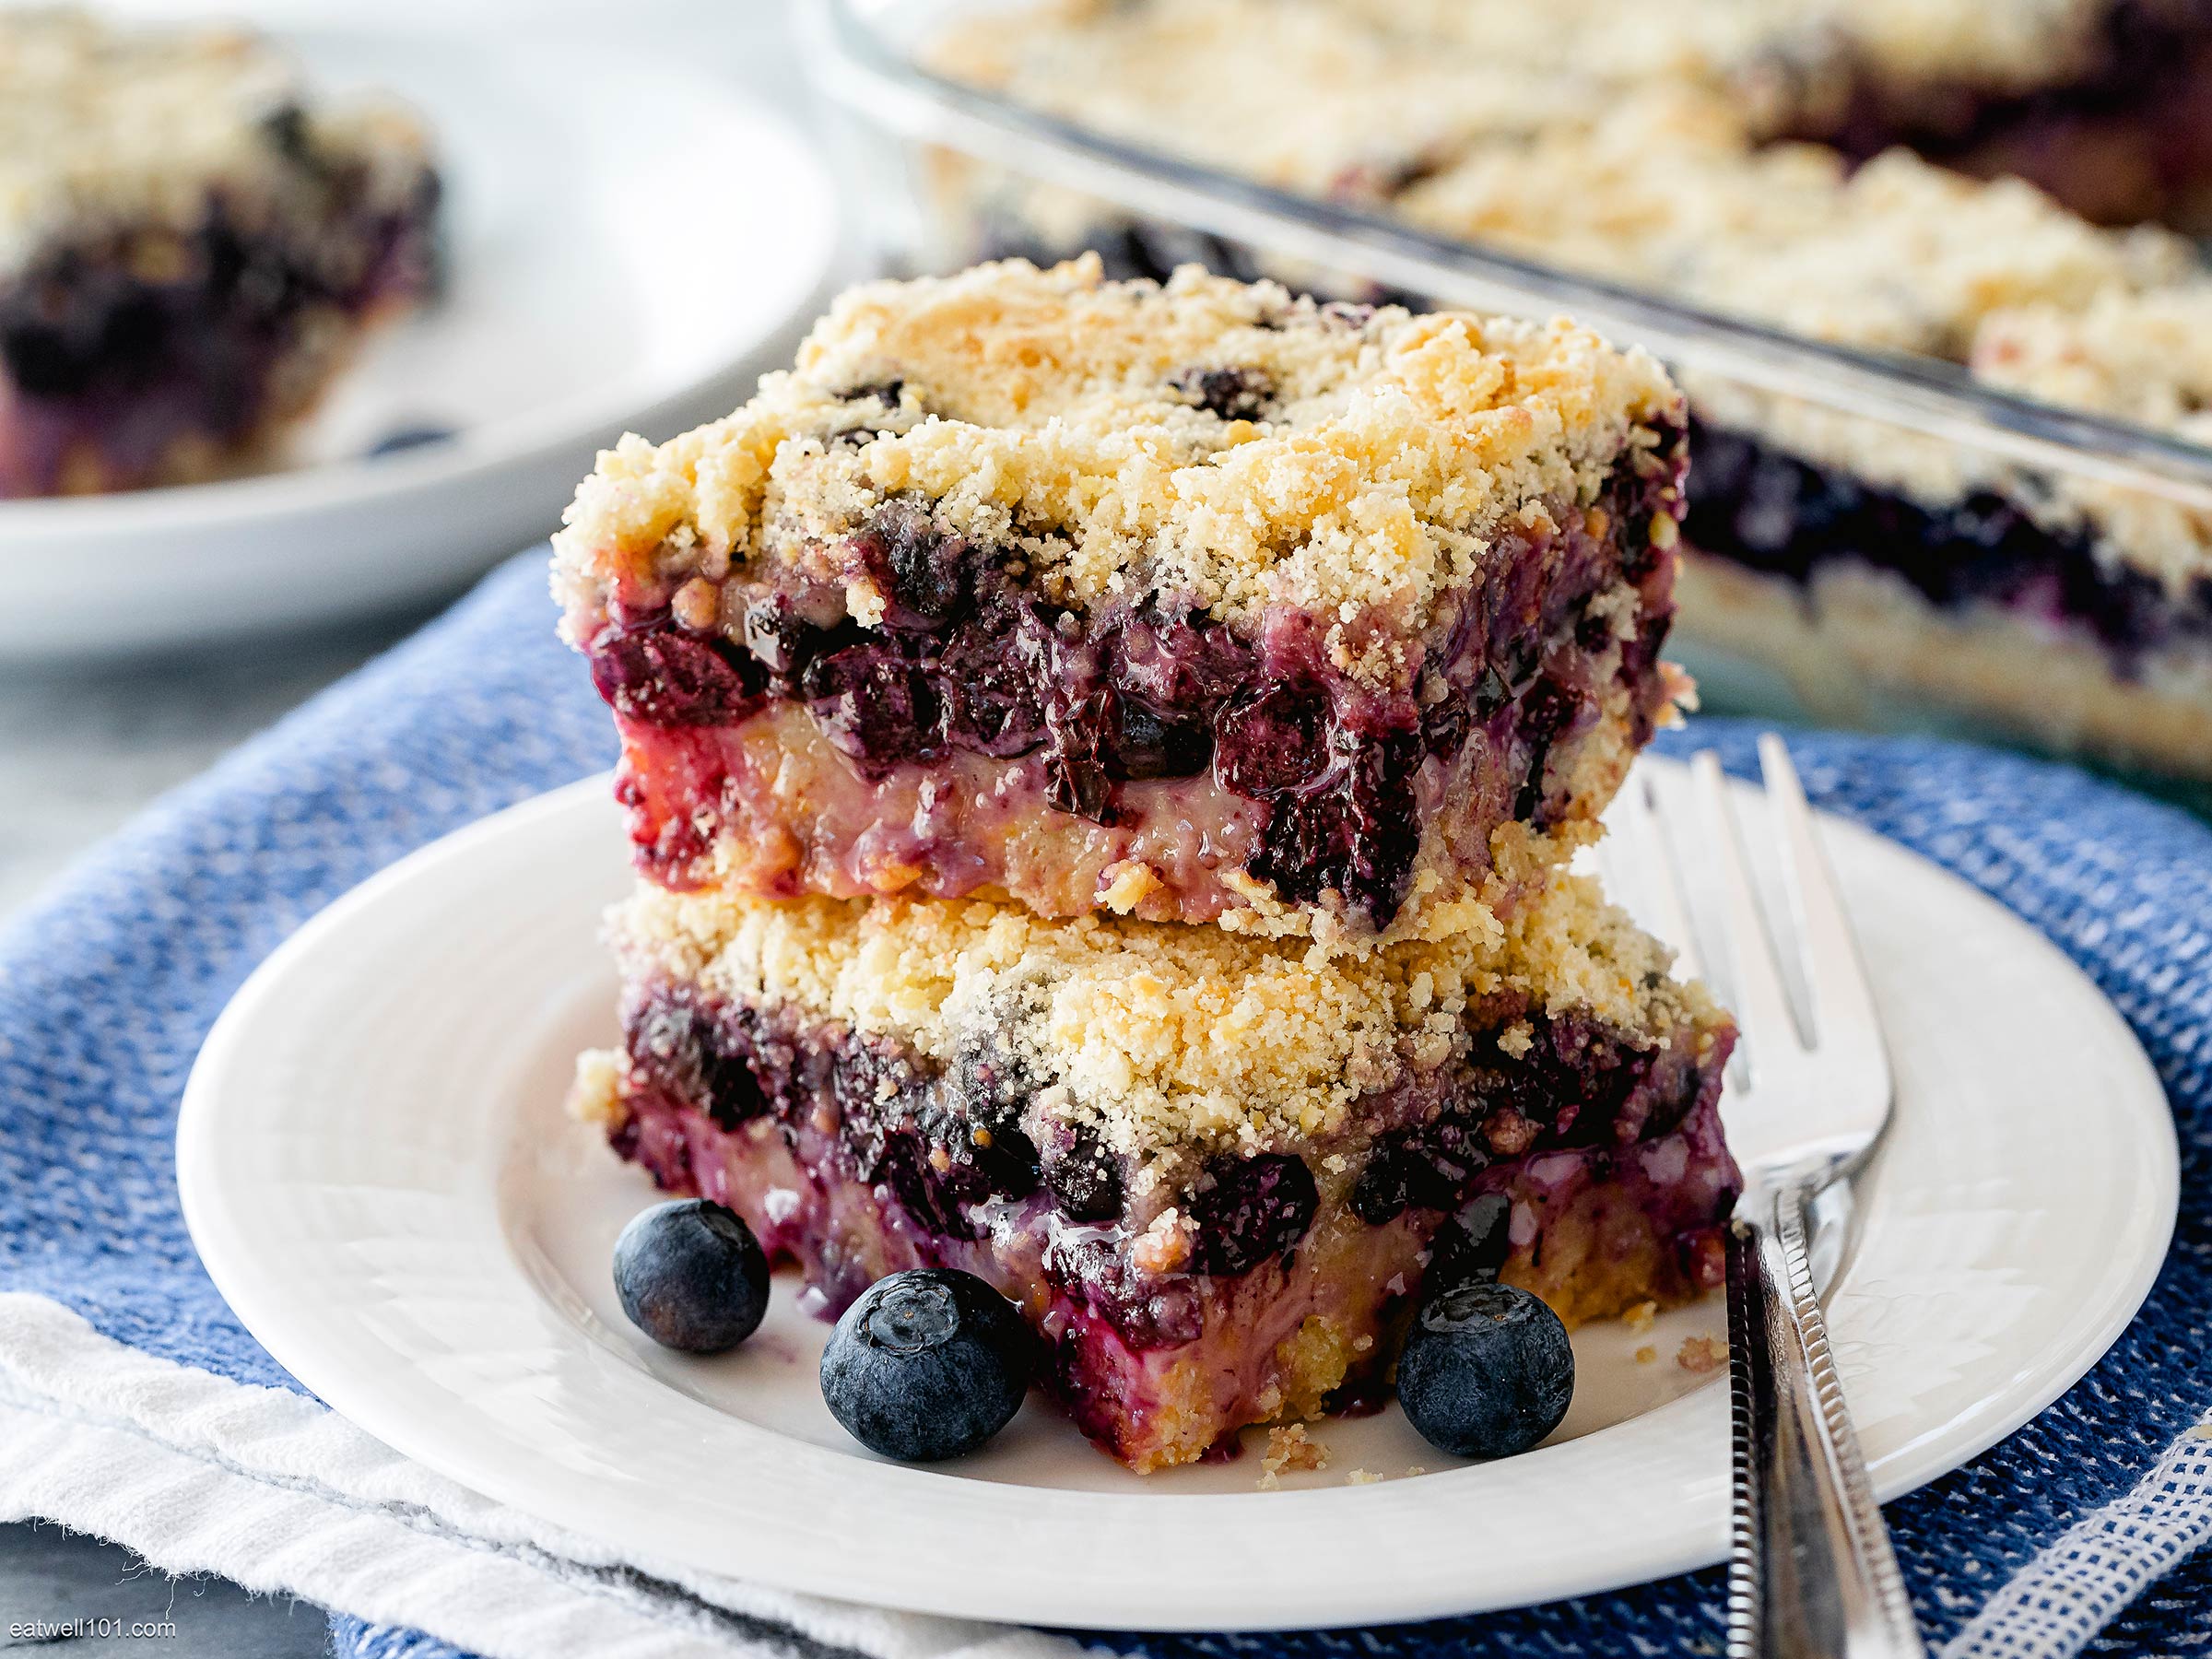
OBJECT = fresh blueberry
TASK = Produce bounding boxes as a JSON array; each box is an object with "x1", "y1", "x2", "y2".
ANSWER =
[
  {"x1": 1396, "y1": 1279, "x2": 1573, "y2": 1459},
  {"x1": 612, "y1": 1199, "x2": 770, "y2": 1354},
  {"x1": 819, "y1": 1268, "x2": 1033, "y2": 1461}
]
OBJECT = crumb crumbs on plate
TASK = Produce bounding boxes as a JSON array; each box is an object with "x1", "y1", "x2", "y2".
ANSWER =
[
  {"x1": 1623, "y1": 1299, "x2": 1658, "y2": 1333},
  {"x1": 1634, "y1": 1344, "x2": 1657, "y2": 1365},
  {"x1": 1256, "y1": 1422, "x2": 1330, "y2": 1488},
  {"x1": 1347, "y1": 1467, "x2": 1383, "y2": 1485},
  {"x1": 1677, "y1": 1335, "x2": 1727, "y2": 1373}
]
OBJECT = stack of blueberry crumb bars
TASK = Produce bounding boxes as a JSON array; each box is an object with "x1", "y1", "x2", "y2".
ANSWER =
[{"x1": 559, "y1": 258, "x2": 1739, "y2": 1471}]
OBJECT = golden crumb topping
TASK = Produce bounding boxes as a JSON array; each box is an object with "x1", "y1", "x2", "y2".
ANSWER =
[
  {"x1": 609, "y1": 870, "x2": 1719, "y2": 1162},
  {"x1": 553, "y1": 259, "x2": 1682, "y2": 672}
]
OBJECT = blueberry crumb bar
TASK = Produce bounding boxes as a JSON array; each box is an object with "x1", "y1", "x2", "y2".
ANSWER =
[
  {"x1": 571, "y1": 873, "x2": 1739, "y2": 1472},
  {"x1": 555, "y1": 258, "x2": 1691, "y2": 947},
  {"x1": 0, "y1": 11, "x2": 440, "y2": 498}
]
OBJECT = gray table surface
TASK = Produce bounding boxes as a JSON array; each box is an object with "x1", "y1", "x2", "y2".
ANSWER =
[{"x1": 0, "y1": 6, "x2": 807, "y2": 1652}]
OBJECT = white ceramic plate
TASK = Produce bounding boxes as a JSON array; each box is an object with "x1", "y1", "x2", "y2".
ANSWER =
[
  {"x1": 177, "y1": 761, "x2": 2179, "y2": 1630},
  {"x1": 0, "y1": 29, "x2": 841, "y2": 661}
]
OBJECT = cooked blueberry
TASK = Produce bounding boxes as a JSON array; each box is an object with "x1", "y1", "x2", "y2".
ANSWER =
[
  {"x1": 1245, "y1": 730, "x2": 1422, "y2": 928},
  {"x1": 0, "y1": 315, "x2": 84, "y2": 397},
  {"x1": 623, "y1": 994, "x2": 769, "y2": 1129},
  {"x1": 1041, "y1": 1127, "x2": 1124, "y2": 1221},
  {"x1": 1512, "y1": 677, "x2": 1582, "y2": 820},
  {"x1": 1396, "y1": 1279, "x2": 1573, "y2": 1459},
  {"x1": 804, "y1": 649, "x2": 943, "y2": 770},
  {"x1": 1168, "y1": 364, "x2": 1274, "y2": 421},
  {"x1": 741, "y1": 599, "x2": 817, "y2": 680},
  {"x1": 1188, "y1": 1153, "x2": 1318, "y2": 1277},
  {"x1": 856, "y1": 501, "x2": 971, "y2": 625},
  {"x1": 1213, "y1": 687, "x2": 1324, "y2": 796},
  {"x1": 819, "y1": 1268, "x2": 1033, "y2": 1461},
  {"x1": 1350, "y1": 1120, "x2": 1489, "y2": 1224},
  {"x1": 1349, "y1": 1140, "x2": 1421, "y2": 1225},
  {"x1": 1107, "y1": 694, "x2": 1211, "y2": 780},
  {"x1": 260, "y1": 100, "x2": 315, "y2": 164},
  {"x1": 1041, "y1": 688, "x2": 1116, "y2": 821},
  {"x1": 1425, "y1": 1192, "x2": 1513, "y2": 1291},
  {"x1": 838, "y1": 378, "x2": 904, "y2": 408},
  {"x1": 590, "y1": 620, "x2": 764, "y2": 726},
  {"x1": 613, "y1": 1199, "x2": 771, "y2": 1354},
  {"x1": 1049, "y1": 1235, "x2": 1205, "y2": 1349}
]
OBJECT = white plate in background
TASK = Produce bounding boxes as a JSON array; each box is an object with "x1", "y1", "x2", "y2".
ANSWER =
[
  {"x1": 0, "y1": 29, "x2": 842, "y2": 660},
  {"x1": 177, "y1": 760, "x2": 2178, "y2": 1630}
]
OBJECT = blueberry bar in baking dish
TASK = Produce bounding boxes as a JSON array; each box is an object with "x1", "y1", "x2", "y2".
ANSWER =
[{"x1": 932, "y1": 0, "x2": 2212, "y2": 780}]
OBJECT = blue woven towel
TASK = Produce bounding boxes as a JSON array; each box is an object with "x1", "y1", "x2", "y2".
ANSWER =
[{"x1": 4, "y1": 550, "x2": 2208, "y2": 1659}]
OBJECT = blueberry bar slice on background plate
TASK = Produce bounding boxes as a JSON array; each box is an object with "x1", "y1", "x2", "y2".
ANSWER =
[
  {"x1": 570, "y1": 872, "x2": 1738, "y2": 1471},
  {"x1": 0, "y1": 11, "x2": 439, "y2": 498},
  {"x1": 555, "y1": 258, "x2": 1691, "y2": 948}
]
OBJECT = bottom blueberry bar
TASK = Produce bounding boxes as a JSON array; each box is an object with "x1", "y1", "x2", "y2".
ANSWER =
[{"x1": 572, "y1": 877, "x2": 1739, "y2": 1471}]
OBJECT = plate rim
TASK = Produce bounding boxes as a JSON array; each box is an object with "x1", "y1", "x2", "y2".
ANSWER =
[{"x1": 176, "y1": 765, "x2": 2182, "y2": 1630}]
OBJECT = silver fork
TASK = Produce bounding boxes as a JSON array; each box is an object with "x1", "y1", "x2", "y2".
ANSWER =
[{"x1": 1606, "y1": 735, "x2": 1925, "y2": 1659}]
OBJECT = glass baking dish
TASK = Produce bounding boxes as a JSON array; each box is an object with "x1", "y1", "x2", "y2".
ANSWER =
[{"x1": 802, "y1": 0, "x2": 2212, "y2": 806}]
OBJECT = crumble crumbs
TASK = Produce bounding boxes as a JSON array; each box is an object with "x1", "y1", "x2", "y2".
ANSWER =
[
  {"x1": 1097, "y1": 859, "x2": 1163, "y2": 914},
  {"x1": 1346, "y1": 1468, "x2": 1383, "y2": 1485},
  {"x1": 1634, "y1": 1344, "x2": 1658, "y2": 1366},
  {"x1": 1623, "y1": 1298, "x2": 1659, "y2": 1333},
  {"x1": 1677, "y1": 1335, "x2": 1727, "y2": 1373},
  {"x1": 1256, "y1": 1423, "x2": 1329, "y2": 1488},
  {"x1": 565, "y1": 1049, "x2": 625, "y2": 1127}
]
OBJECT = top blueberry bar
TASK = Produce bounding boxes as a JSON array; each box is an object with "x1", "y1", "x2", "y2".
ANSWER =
[{"x1": 555, "y1": 258, "x2": 1688, "y2": 949}]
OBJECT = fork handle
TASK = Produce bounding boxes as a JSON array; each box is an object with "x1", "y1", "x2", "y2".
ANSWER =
[{"x1": 1725, "y1": 1182, "x2": 1925, "y2": 1659}]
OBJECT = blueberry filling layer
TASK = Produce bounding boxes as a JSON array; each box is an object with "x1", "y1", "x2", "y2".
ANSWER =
[
  {"x1": 588, "y1": 443, "x2": 1682, "y2": 929},
  {"x1": 0, "y1": 174, "x2": 439, "y2": 495},
  {"x1": 1681, "y1": 417, "x2": 2212, "y2": 669},
  {"x1": 611, "y1": 981, "x2": 1735, "y2": 1353}
]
